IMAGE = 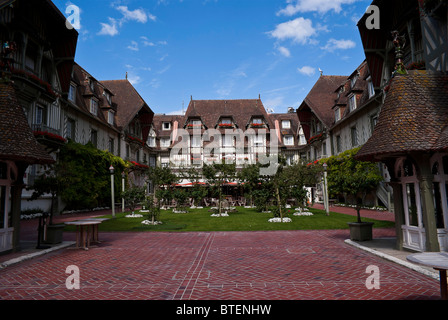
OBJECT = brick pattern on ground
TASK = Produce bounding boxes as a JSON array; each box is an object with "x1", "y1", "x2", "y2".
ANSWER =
[{"x1": 0, "y1": 228, "x2": 441, "y2": 300}]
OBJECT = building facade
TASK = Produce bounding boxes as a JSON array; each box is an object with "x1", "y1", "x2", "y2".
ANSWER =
[{"x1": 357, "y1": 0, "x2": 448, "y2": 252}]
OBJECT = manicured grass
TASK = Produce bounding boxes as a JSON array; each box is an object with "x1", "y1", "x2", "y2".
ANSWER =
[{"x1": 69, "y1": 207, "x2": 394, "y2": 233}]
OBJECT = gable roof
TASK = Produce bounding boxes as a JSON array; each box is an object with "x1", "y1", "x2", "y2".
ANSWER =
[
  {"x1": 356, "y1": 71, "x2": 448, "y2": 162},
  {"x1": 0, "y1": 82, "x2": 54, "y2": 164},
  {"x1": 100, "y1": 79, "x2": 154, "y2": 130},
  {"x1": 185, "y1": 99, "x2": 274, "y2": 130},
  {"x1": 298, "y1": 75, "x2": 347, "y2": 128}
]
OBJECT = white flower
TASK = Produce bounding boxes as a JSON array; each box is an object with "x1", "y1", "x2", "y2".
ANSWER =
[
  {"x1": 125, "y1": 213, "x2": 143, "y2": 218},
  {"x1": 141, "y1": 220, "x2": 162, "y2": 225},
  {"x1": 268, "y1": 217, "x2": 292, "y2": 223}
]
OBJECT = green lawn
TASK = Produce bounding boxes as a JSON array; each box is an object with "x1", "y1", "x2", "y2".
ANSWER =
[{"x1": 68, "y1": 207, "x2": 394, "y2": 232}]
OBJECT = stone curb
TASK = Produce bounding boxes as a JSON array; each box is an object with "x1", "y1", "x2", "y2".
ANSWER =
[
  {"x1": 0, "y1": 242, "x2": 75, "y2": 270},
  {"x1": 344, "y1": 239, "x2": 440, "y2": 281}
]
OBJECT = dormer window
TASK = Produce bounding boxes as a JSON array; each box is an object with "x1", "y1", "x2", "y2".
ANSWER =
[
  {"x1": 90, "y1": 99, "x2": 98, "y2": 116},
  {"x1": 367, "y1": 76, "x2": 375, "y2": 98},
  {"x1": 163, "y1": 122, "x2": 171, "y2": 130},
  {"x1": 187, "y1": 119, "x2": 202, "y2": 128},
  {"x1": 108, "y1": 110, "x2": 115, "y2": 125},
  {"x1": 351, "y1": 73, "x2": 359, "y2": 88},
  {"x1": 89, "y1": 79, "x2": 95, "y2": 92},
  {"x1": 284, "y1": 135, "x2": 294, "y2": 146},
  {"x1": 348, "y1": 94, "x2": 357, "y2": 112},
  {"x1": 282, "y1": 120, "x2": 291, "y2": 129},
  {"x1": 250, "y1": 118, "x2": 265, "y2": 128},
  {"x1": 104, "y1": 91, "x2": 112, "y2": 104},
  {"x1": 335, "y1": 108, "x2": 341, "y2": 122},
  {"x1": 219, "y1": 118, "x2": 233, "y2": 128}
]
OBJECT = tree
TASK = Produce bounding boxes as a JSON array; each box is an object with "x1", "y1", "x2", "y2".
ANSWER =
[
  {"x1": 325, "y1": 148, "x2": 383, "y2": 222},
  {"x1": 147, "y1": 165, "x2": 179, "y2": 208},
  {"x1": 238, "y1": 163, "x2": 260, "y2": 207},
  {"x1": 183, "y1": 167, "x2": 207, "y2": 208},
  {"x1": 203, "y1": 160, "x2": 237, "y2": 216},
  {"x1": 121, "y1": 186, "x2": 146, "y2": 213}
]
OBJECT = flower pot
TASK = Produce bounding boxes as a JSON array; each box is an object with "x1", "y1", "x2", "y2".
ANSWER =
[
  {"x1": 348, "y1": 222, "x2": 374, "y2": 241},
  {"x1": 44, "y1": 224, "x2": 65, "y2": 244}
]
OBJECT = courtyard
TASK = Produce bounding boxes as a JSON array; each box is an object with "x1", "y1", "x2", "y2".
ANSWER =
[{"x1": 0, "y1": 206, "x2": 442, "y2": 304}]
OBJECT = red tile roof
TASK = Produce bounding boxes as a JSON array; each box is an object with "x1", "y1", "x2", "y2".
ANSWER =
[
  {"x1": 356, "y1": 71, "x2": 448, "y2": 161},
  {"x1": 0, "y1": 82, "x2": 54, "y2": 164}
]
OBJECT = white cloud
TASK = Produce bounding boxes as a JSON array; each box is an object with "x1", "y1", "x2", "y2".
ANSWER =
[
  {"x1": 277, "y1": 46, "x2": 291, "y2": 57},
  {"x1": 269, "y1": 17, "x2": 316, "y2": 45},
  {"x1": 321, "y1": 38, "x2": 356, "y2": 52},
  {"x1": 297, "y1": 66, "x2": 316, "y2": 76},
  {"x1": 277, "y1": 0, "x2": 359, "y2": 16},
  {"x1": 99, "y1": 5, "x2": 155, "y2": 36},
  {"x1": 127, "y1": 73, "x2": 142, "y2": 85},
  {"x1": 98, "y1": 18, "x2": 119, "y2": 36},
  {"x1": 116, "y1": 6, "x2": 155, "y2": 23},
  {"x1": 127, "y1": 41, "x2": 139, "y2": 51}
]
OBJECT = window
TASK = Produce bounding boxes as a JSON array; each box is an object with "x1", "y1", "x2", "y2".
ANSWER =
[
  {"x1": 104, "y1": 91, "x2": 112, "y2": 104},
  {"x1": 334, "y1": 108, "x2": 341, "y2": 122},
  {"x1": 336, "y1": 135, "x2": 342, "y2": 153},
  {"x1": 66, "y1": 118, "x2": 76, "y2": 140},
  {"x1": 351, "y1": 127, "x2": 358, "y2": 147},
  {"x1": 367, "y1": 76, "x2": 375, "y2": 98},
  {"x1": 191, "y1": 136, "x2": 201, "y2": 148},
  {"x1": 252, "y1": 118, "x2": 263, "y2": 125},
  {"x1": 221, "y1": 118, "x2": 231, "y2": 125},
  {"x1": 163, "y1": 122, "x2": 171, "y2": 130},
  {"x1": 34, "y1": 105, "x2": 46, "y2": 125},
  {"x1": 223, "y1": 135, "x2": 234, "y2": 147},
  {"x1": 108, "y1": 138, "x2": 114, "y2": 154},
  {"x1": 125, "y1": 144, "x2": 130, "y2": 159},
  {"x1": 108, "y1": 110, "x2": 115, "y2": 125},
  {"x1": 299, "y1": 134, "x2": 306, "y2": 145},
  {"x1": 284, "y1": 135, "x2": 294, "y2": 146},
  {"x1": 254, "y1": 135, "x2": 264, "y2": 146},
  {"x1": 90, "y1": 129, "x2": 98, "y2": 147},
  {"x1": 192, "y1": 120, "x2": 202, "y2": 126},
  {"x1": 348, "y1": 94, "x2": 357, "y2": 112},
  {"x1": 370, "y1": 114, "x2": 378, "y2": 134},
  {"x1": 89, "y1": 79, "x2": 95, "y2": 92},
  {"x1": 351, "y1": 74, "x2": 358, "y2": 88},
  {"x1": 90, "y1": 99, "x2": 98, "y2": 116},
  {"x1": 68, "y1": 84, "x2": 76, "y2": 102},
  {"x1": 161, "y1": 138, "x2": 171, "y2": 148},
  {"x1": 148, "y1": 136, "x2": 156, "y2": 147},
  {"x1": 282, "y1": 120, "x2": 291, "y2": 129}
]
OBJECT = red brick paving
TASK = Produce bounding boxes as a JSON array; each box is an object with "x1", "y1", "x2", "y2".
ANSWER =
[{"x1": 0, "y1": 227, "x2": 441, "y2": 300}]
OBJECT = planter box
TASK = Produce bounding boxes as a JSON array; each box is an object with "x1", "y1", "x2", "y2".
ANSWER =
[
  {"x1": 348, "y1": 222, "x2": 374, "y2": 241},
  {"x1": 44, "y1": 224, "x2": 65, "y2": 244}
]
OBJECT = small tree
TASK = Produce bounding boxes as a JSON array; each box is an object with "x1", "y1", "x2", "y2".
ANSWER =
[
  {"x1": 238, "y1": 163, "x2": 260, "y2": 207},
  {"x1": 326, "y1": 148, "x2": 383, "y2": 223},
  {"x1": 147, "y1": 165, "x2": 179, "y2": 208},
  {"x1": 142, "y1": 194, "x2": 161, "y2": 225},
  {"x1": 203, "y1": 160, "x2": 237, "y2": 216},
  {"x1": 121, "y1": 186, "x2": 146, "y2": 214}
]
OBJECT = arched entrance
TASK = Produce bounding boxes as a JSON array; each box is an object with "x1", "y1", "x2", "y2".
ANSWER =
[{"x1": 0, "y1": 161, "x2": 17, "y2": 253}]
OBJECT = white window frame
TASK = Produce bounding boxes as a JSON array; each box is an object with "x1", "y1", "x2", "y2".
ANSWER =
[
  {"x1": 108, "y1": 110, "x2": 115, "y2": 125},
  {"x1": 161, "y1": 138, "x2": 171, "y2": 148},
  {"x1": 284, "y1": 135, "x2": 294, "y2": 146},
  {"x1": 348, "y1": 94, "x2": 357, "y2": 112},
  {"x1": 90, "y1": 99, "x2": 98, "y2": 116},
  {"x1": 282, "y1": 120, "x2": 291, "y2": 129},
  {"x1": 335, "y1": 107, "x2": 341, "y2": 122},
  {"x1": 163, "y1": 122, "x2": 171, "y2": 131}
]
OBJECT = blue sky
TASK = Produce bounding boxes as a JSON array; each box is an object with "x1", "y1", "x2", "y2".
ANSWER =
[{"x1": 54, "y1": 0, "x2": 371, "y2": 115}]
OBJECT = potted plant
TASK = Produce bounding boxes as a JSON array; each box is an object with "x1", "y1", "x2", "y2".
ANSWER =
[{"x1": 326, "y1": 148, "x2": 383, "y2": 241}]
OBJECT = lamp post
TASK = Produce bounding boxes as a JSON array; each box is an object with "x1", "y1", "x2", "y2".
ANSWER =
[
  {"x1": 109, "y1": 165, "x2": 115, "y2": 218},
  {"x1": 323, "y1": 163, "x2": 329, "y2": 216},
  {"x1": 121, "y1": 171, "x2": 125, "y2": 212}
]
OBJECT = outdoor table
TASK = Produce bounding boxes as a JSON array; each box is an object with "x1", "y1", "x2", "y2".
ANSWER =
[
  {"x1": 407, "y1": 252, "x2": 448, "y2": 300},
  {"x1": 77, "y1": 218, "x2": 109, "y2": 243},
  {"x1": 65, "y1": 220, "x2": 102, "y2": 250}
]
